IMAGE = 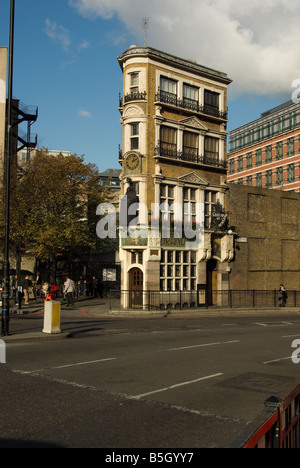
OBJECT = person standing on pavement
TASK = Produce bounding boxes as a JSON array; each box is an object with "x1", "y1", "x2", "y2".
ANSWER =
[
  {"x1": 78, "y1": 276, "x2": 85, "y2": 296},
  {"x1": 92, "y1": 276, "x2": 99, "y2": 297},
  {"x1": 22, "y1": 275, "x2": 31, "y2": 305},
  {"x1": 64, "y1": 276, "x2": 75, "y2": 307},
  {"x1": 278, "y1": 284, "x2": 288, "y2": 307}
]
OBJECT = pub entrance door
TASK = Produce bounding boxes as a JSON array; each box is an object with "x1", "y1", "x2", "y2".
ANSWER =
[
  {"x1": 206, "y1": 259, "x2": 218, "y2": 306},
  {"x1": 129, "y1": 267, "x2": 143, "y2": 308}
]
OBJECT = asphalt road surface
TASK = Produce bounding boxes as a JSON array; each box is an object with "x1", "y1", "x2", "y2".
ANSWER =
[{"x1": 1, "y1": 305, "x2": 300, "y2": 449}]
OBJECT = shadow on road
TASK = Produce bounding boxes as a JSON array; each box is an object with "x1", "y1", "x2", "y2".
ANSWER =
[{"x1": 0, "y1": 438, "x2": 63, "y2": 448}]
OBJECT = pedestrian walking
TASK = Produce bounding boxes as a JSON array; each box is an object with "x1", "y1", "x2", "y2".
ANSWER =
[
  {"x1": 42, "y1": 282, "x2": 49, "y2": 298},
  {"x1": 278, "y1": 284, "x2": 288, "y2": 307},
  {"x1": 64, "y1": 276, "x2": 75, "y2": 307},
  {"x1": 9, "y1": 276, "x2": 14, "y2": 300},
  {"x1": 51, "y1": 282, "x2": 58, "y2": 298},
  {"x1": 11, "y1": 275, "x2": 19, "y2": 304}
]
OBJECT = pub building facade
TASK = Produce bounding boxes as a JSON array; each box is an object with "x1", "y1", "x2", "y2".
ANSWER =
[{"x1": 117, "y1": 46, "x2": 234, "y2": 308}]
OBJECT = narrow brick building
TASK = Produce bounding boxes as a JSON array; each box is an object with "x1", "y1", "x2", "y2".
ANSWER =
[{"x1": 117, "y1": 46, "x2": 233, "y2": 308}]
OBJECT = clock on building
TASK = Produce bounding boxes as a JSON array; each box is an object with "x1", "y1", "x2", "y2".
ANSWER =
[{"x1": 126, "y1": 153, "x2": 139, "y2": 170}]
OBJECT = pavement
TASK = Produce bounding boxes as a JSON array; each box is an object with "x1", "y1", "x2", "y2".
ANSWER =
[{"x1": 1, "y1": 295, "x2": 300, "y2": 342}]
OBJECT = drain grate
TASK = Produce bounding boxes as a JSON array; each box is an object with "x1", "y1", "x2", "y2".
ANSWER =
[{"x1": 217, "y1": 372, "x2": 293, "y2": 394}]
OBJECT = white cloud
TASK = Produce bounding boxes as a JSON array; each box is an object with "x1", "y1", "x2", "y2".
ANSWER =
[
  {"x1": 77, "y1": 39, "x2": 90, "y2": 52},
  {"x1": 45, "y1": 19, "x2": 91, "y2": 69},
  {"x1": 45, "y1": 18, "x2": 71, "y2": 52},
  {"x1": 69, "y1": 0, "x2": 300, "y2": 96},
  {"x1": 78, "y1": 109, "x2": 92, "y2": 118}
]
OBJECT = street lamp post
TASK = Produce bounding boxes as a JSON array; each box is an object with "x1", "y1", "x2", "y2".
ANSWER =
[{"x1": 2, "y1": 0, "x2": 15, "y2": 336}]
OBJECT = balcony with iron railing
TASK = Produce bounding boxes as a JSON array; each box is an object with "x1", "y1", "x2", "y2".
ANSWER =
[
  {"x1": 155, "y1": 142, "x2": 227, "y2": 169},
  {"x1": 119, "y1": 91, "x2": 147, "y2": 108},
  {"x1": 155, "y1": 89, "x2": 228, "y2": 120}
]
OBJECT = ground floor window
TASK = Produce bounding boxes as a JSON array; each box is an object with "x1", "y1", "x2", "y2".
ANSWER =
[
  {"x1": 160, "y1": 249, "x2": 197, "y2": 291},
  {"x1": 131, "y1": 251, "x2": 143, "y2": 265}
]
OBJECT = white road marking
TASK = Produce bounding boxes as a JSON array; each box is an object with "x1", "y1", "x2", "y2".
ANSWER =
[
  {"x1": 54, "y1": 358, "x2": 117, "y2": 369},
  {"x1": 11, "y1": 373, "x2": 239, "y2": 421},
  {"x1": 282, "y1": 334, "x2": 300, "y2": 338},
  {"x1": 169, "y1": 340, "x2": 239, "y2": 351},
  {"x1": 255, "y1": 322, "x2": 293, "y2": 327},
  {"x1": 13, "y1": 369, "x2": 45, "y2": 375},
  {"x1": 132, "y1": 373, "x2": 224, "y2": 399},
  {"x1": 263, "y1": 356, "x2": 291, "y2": 364},
  {"x1": 13, "y1": 357, "x2": 116, "y2": 374}
]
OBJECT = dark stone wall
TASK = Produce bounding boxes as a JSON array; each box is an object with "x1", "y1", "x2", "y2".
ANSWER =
[{"x1": 227, "y1": 184, "x2": 300, "y2": 290}]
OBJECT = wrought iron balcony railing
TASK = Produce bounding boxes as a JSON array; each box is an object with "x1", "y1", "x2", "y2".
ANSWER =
[
  {"x1": 155, "y1": 89, "x2": 228, "y2": 120},
  {"x1": 119, "y1": 91, "x2": 147, "y2": 107},
  {"x1": 124, "y1": 91, "x2": 147, "y2": 103},
  {"x1": 155, "y1": 143, "x2": 226, "y2": 168}
]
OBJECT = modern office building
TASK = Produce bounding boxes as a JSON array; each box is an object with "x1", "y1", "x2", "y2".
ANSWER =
[
  {"x1": 117, "y1": 45, "x2": 233, "y2": 308},
  {"x1": 18, "y1": 148, "x2": 71, "y2": 165},
  {"x1": 228, "y1": 100, "x2": 300, "y2": 192}
]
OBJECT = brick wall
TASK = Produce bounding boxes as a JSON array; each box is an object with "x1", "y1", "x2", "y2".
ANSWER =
[{"x1": 227, "y1": 184, "x2": 300, "y2": 290}]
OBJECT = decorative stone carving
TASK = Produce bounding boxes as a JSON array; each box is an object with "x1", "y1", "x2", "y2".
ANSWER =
[
  {"x1": 198, "y1": 232, "x2": 212, "y2": 262},
  {"x1": 155, "y1": 164, "x2": 162, "y2": 175},
  {"x1": 149, "y1": 233, "x2": 161, "y2": 247},
  {"x1": 221, "y1": 234, "x2": 234, "y2": 263},
  {"x1": 178, "y1": 172, "x2": 208, "y2": 185},
  {"x1": 180, "y1": 116, "x2": 208, "y2": 132},
  {"x1": 155, "y1": 105, "x2": 163, "y2": 116},
  {"x1": 123, "y1": 105, "x2": 143, "y2": 117}
]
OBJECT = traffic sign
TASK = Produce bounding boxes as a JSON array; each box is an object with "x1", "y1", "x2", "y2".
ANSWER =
[{"x1": 19, "y1": 243, "x2": 26, "y2": 255}]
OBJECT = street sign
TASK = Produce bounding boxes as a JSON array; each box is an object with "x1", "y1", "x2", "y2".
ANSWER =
[
  {"x1": 19, "y1": 243, "x2": 26, "y2": 255},
  {"x1": 103, "y1": 268, "x2": 117, "y2": 282}
]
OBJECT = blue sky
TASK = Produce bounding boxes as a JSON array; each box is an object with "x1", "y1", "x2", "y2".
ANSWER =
[{"x1": 1, "y1": 0, "x2": 299, "y2": 172}]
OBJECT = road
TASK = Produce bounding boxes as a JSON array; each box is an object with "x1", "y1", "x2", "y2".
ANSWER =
[{"x1": 1, "y1": 303, "x2": 300, "y2": 448}]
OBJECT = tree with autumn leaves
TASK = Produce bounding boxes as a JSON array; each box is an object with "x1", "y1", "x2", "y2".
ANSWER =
[{"x1": 0, "y1": 149, "x2": 114, "y2": 279}]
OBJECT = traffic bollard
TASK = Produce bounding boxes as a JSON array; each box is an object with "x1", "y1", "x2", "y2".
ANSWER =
[{"x1": 43, "y1": 301, "x2": 61, "y2": 334}]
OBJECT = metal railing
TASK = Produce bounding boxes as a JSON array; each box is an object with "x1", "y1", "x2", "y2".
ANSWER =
[
  {"x1": 124, "y1": 91, "x2": 147, "y2": 103},
  {"x1": 155, "y1": 89, "x2": 228, "y2": 120},
  {"x1": 155, "y1": 143, "x2": 226, "y2": 169},
  {"x1": 109, "y1": 290, "x2": 198, "y2": 311},
  {"x1": 17, "y1": 100, "x2": 38, "y2": 120},
  {"x1": 17, "y1": 127, "x2": 38, "y2": 147},
  {"x1": 232, "y1": 384, "x2": 300, "y2": 448},
  {"x1": 109, "y1": 289, "x2": 300, "y2": 311},
  {"x1": 119, "y1": 91, "x2": 147, "y2": 107}
]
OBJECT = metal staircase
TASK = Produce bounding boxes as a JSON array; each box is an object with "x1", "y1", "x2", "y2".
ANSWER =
[{"x1": 11, "y1": 98, "x2": 38, "y2": 156}]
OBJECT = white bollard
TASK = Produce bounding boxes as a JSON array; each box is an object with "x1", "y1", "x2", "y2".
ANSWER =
[
  {"x1": 43, "y1": 301, "x2": 61, "y2": 334},
  {"x1": 0, "y1": 339, "x2": 6, "y2": 363}
]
